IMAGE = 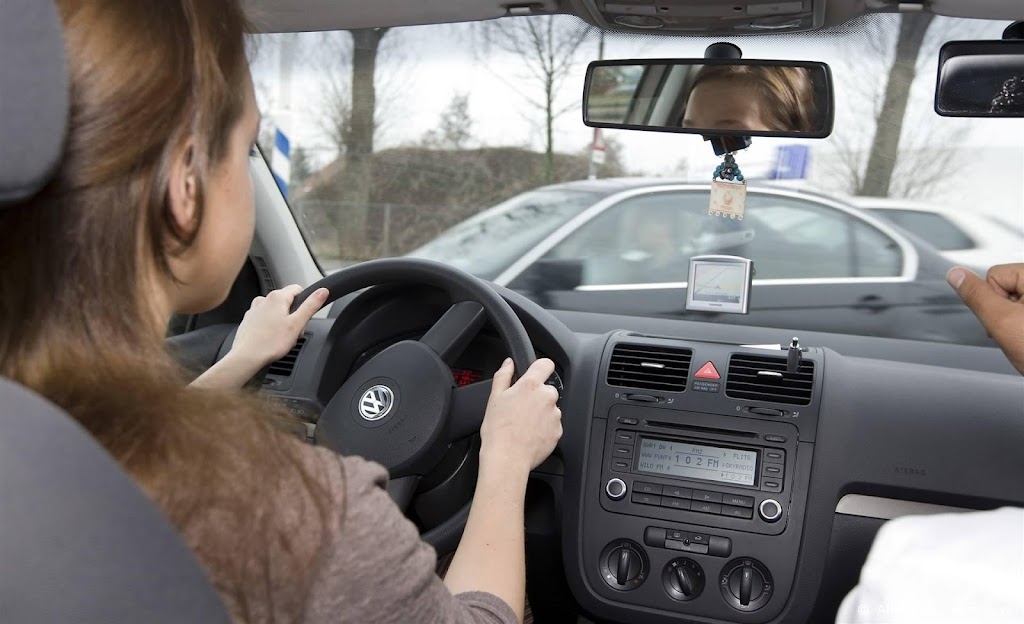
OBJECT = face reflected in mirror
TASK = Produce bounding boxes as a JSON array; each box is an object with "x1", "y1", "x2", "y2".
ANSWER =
[
  {"x1": 584, "y1": 60, "x2": 833, "y2": 137},
  {"x1": 682, "y1": 65, "x2": 817, "y2": 133}
]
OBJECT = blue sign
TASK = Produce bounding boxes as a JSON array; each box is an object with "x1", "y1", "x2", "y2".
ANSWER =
[
  {"x1": 771, "y1": 145, "x2": 810, "y2": 180},
  {"x1": 271, "y1": 128, "x2": 291, "y2": 197}
]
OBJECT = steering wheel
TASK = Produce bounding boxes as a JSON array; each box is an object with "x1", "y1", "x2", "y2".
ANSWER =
[{"x1": 290, "y1": 258, "x2": 537, "y2": 551}]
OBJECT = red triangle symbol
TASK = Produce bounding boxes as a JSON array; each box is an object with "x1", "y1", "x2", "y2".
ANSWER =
[{"x1": 695, "y1": 361, "x2": 720, "y2": 380}]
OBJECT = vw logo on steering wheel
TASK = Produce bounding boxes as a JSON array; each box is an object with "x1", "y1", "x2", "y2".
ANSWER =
[{"x1": 358, "y1": 385, "x2": 395, "y2": 421}]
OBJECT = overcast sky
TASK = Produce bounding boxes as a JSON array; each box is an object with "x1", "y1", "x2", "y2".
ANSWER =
[{"x1": 250, "y1": 14, "x2": 1023, "y2": 224}]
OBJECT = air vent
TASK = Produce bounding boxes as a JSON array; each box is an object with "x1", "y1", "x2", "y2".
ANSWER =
[
  {"x1": 252, "y1": 255, "x2": 277, "y2": 293},
  {"x1": 607, "y1": 343, "x2": 692, "y2": 392},
  {"x1": 267, "y1": 335, "x2": 307, "y2": 377},
  {"x1": 725, "y1": 354, "x2": 814, "y2": 406}
]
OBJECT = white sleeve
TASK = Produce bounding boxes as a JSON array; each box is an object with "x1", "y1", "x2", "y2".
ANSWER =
[{"x1": 836, "y1": 507, "x2": 1024, "y2": 624}]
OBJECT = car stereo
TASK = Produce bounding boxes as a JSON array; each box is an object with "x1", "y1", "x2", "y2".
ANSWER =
[
  {"x1": 572, "y1": 333, "x2": 821, "y2": 623},
  {"x1": 601, "y1": 407, "x2": 795, "y2": 536}
]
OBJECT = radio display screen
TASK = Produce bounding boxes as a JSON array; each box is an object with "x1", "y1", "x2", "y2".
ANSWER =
[{"x1": 637, "y1": 438, "x2": 758, "y2": 486}]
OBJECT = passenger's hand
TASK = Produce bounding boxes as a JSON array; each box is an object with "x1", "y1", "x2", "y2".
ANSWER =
[
  {"x1": 948, "y1": 264, "x2": 1024, "y2": 375},
  {"x1": 231, "y1": 285, "x2": 330, "y2": 368},
  {"x1": 480, "y1": 358, "x2": 563, "y2": 476}
]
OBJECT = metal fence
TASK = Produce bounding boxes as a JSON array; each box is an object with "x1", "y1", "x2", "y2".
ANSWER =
[{"x1": 291, "y1": 200, "x2": 476, "y2": 266}]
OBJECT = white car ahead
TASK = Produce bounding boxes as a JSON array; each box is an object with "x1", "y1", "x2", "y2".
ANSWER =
[{"x1": 851, "y1": 197, "x2": 1024, "y2": 274}]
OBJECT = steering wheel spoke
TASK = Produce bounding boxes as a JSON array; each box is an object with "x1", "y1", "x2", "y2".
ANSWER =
[
  {"x1": 387, "y1": 474, "x2": 422, "y2": 511},
  {"x1": 419, "y1": 301, "x2": 487, "y2": 366},
  {"x1": 447, "y1": 379, "x2": 491, "y2": 442}
]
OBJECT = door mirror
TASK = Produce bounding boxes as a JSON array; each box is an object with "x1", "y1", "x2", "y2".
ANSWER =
[
  {"x1": 583, "y1": 59, "x2": 835, "y2": 138},
  {"x1": 935, "y1": 40, "x2": 1024, "y2": 117}
]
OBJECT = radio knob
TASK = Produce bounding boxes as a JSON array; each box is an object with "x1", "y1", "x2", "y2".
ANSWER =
[
  {"x1": 605, "y1": 478, "x2": 627, "y2": 501},
  {"x1": 759, "y1": 499, "x2": 783, "y2": 522}
]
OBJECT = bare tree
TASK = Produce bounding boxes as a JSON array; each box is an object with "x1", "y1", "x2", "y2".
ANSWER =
[
  {"x1": 422, "y1": 93, "x2": 474, "y2": 149},
  {"x1": 307, "y1": 28, "x2": 398, "y2": 257},
  {"x1": 826, "y1": 15, "x2": 983, "y2": 200},
  {"x1": 478, "y1": 16, "x2": 595, "y2": 184}
]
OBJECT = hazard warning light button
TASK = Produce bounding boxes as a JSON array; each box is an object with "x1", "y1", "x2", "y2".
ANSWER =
[{"x1": 694, "y1": 362, "x2": 721, "y2": 380}]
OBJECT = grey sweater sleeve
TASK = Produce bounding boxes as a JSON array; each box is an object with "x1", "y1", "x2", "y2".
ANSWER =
[{"x1": 303, "y1": 453, "x2": 519, "y2": 624}]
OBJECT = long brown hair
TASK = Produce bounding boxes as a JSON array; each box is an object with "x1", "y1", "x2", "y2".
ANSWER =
[
  {"x1": 690, "y1": 65, "x2": 818, "y2": 132},
  {"x1": 0, "y1": 1, "x2": 328, "y2": 621}
]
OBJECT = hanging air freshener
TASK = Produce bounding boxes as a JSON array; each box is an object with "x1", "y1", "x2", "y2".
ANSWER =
[{"x1": 709, "y1": 152, "x2": 747, "y2": 220}]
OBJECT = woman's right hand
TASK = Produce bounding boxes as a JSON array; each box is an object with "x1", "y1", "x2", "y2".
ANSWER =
[{"x1": 479, "y1": 358, "x2": 563, "y2": 476}]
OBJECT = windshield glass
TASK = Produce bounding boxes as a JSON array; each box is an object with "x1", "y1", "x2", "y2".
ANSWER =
[
  {"x1": 250, "y1": 14, "x2": 1023, "y2": 348},
  {"x1": 409, "y1": 189, "x2": 602, "y2": 280}
]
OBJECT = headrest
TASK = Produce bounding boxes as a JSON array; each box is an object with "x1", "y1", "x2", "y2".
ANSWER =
[{"x1": 0, "y1": 0, "x2": 69, "y2": 206}]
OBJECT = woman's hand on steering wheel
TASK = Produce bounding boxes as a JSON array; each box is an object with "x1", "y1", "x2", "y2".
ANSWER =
[
  {"x1": 191, "y1": 285, "x2": 329, "y2": 390},
  {"x1": 480, "y1": 358, "x2": 563, "y2": 478}
]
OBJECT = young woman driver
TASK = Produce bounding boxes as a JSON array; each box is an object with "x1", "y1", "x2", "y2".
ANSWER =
[{"x1": 0, "y1": 1, "x2": 561, "y2": 622}]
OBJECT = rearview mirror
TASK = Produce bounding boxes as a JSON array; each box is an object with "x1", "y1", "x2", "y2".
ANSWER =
[
  {"x1": 935, "y1": 41, "x2": 1024, "y2": 117},
  {"x1": 583, "y1": 59, "x2": 835, "y2": 138}
]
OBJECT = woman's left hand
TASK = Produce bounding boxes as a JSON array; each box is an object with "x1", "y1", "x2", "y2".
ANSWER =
[{"x1": 191, "y1": 285, "x2": 329, "y2": 389}]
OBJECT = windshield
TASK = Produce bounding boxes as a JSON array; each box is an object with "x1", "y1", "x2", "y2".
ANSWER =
[
  {"x1": 250, "y1": 14, "x2": 1023, "y2": 347},
  {"x1": 409, "y1": 189, "x2": 602, "y2": 280}
]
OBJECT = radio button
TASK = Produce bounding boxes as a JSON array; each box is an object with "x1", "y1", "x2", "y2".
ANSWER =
[
  {"x1": 661, "y1": 497, "x2": 690, "y2": 511},
  {"x1": 761, "y1": 480, "x2": 783, "y2": 493},
  {"x1": 708, "y1": 536, "x2": 732, "y2": 558},
  {"x1": 762, "y1": 465, "x2": 782, "y2": 476},
  {"x1": 759, "y1": 499, "x2": 784, "y2": 522},
  {"x1": 693, "y1": 490, "x2": 723, "y2": 504},
  {"x1": 763, "y1": 434, "x2": 787, "y2": 443},
  {"x1": 634, "y1": 482, "x2": 663, "y2": 495},
  {"x1": 723, "y1": 494, "x2": 754, "y2": 508},
  {"x1": 631, "y1": 492, "x2": 662, "y2": 506},
  {"x1": 613, "y1": 445, "x2": 633, "y2": 457},
  {"x1": 663, "y1": 486, "x2": 692, "y2": 499},
  {"x1": 644, "y1": 527, "x2": 667, "y2": 548},
  {"x1": 611, "y1": 460, "x2": 630, "y2": 472},
  {"x1": 722, "y1": 505, "x2": 754, "y2": 519},
  {"x1": 764, "y1": 450, "x2": 785, "y2": 464},
  {"x1": 606, "y1": 478, "x2": 628, "y2": 500},
  {"x1": 691, "y1": 501, "x2": 722, "y2": 515},
  {"x1": 617, "y1": 417, "x2": 639, "y2": 425},
  {"x1": 615, "y1": 431, "x2": 636, "y2": 443}
]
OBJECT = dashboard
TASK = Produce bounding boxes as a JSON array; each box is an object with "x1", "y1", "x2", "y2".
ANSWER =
[{"x1": 191, "y1": 282, "x2": 1024, "y2": 624}]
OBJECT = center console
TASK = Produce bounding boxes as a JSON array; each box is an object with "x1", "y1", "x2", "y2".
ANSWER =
[{"x1": 572, "y1": 332, "x2": 823, "y2": 623}]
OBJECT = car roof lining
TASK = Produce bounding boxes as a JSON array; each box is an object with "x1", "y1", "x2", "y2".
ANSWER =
[{"x1": 242, "y1": 0, "x2": 1020, "y2": 33}]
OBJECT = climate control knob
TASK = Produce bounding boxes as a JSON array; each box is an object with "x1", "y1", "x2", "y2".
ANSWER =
[
  {"x1": 662, "y1": 558, "x2": 705, "y2": 601},
  {"x1": 599, "y1": 540, "x2": 648, "y2": 590},
  {"x1": 605, "y1": 478, "x2": 627, "y2": 500},
  {"x1": 720, "y1": 558, "x2": 773, "y2": 611}
]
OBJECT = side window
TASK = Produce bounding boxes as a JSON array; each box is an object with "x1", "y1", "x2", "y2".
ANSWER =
[
  {"x1": 851, "y1": 221, "x2": 904, "y2": 277},
  {"x1": 878, "y1": 210, "x2": 974, "y2": 251},
  {"x1": 742, "y1": 195, "x2": 856, "y2": 279},
  {"x1": 535, "y1": 191, "x2": 890, "y2": 286},
  {"x1": 541, "y1": 192, "x2": 708, "y2": 286}
]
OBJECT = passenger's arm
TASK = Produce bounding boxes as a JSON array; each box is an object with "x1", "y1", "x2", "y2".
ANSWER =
[
  {"x1": 190, "y1": 285, "x2": 327, "y2": 389},
  {"x1": 947, "y1": 264, "x2": 1024, "y2": 375}
]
